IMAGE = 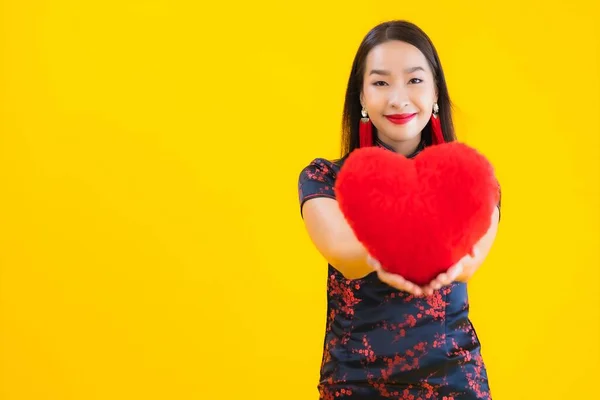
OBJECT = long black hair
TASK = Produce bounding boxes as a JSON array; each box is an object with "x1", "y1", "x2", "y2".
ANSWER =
[{"x1": 341, "y1": 20, "x2": 456, "y2": 156}]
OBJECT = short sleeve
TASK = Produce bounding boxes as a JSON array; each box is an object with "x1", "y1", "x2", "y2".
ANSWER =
[{"x1": 298, "y1": 158, "x2": 337, "y2": 216}]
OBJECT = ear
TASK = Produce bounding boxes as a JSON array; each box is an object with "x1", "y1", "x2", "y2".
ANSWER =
[{"x1": 360, "y1": 92, "x2": 365, "y2": 109}]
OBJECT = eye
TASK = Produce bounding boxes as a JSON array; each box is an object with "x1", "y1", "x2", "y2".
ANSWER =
[
  {"x1": 409, "y1": 78, "x2": 423, "y2": 84},
  {"x1": 373, "y1": 81, "x2": 388, "y2": 86}
]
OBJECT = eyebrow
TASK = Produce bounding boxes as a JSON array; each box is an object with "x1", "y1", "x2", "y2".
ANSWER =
[{"x1": 369, "y1": 66, "x2": 425, "y2": 75}]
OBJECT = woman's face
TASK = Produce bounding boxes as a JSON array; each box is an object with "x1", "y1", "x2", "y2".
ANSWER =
[{"x1": 361, "y1": 40, "x2": 438, "y2": 149}]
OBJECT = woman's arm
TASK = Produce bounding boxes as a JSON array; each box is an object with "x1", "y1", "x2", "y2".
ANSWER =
[
  {"x1": 421, "y1": 205, "x2": 501, "y2": 294},
  {"x1": 366, "y1": 205, "x2": 501, "y2": 296},
  {"x1": 298, "y1": 159, "x2": 384, "y2": 281},
  {"x1": 301, "y1": 197, "x2": 425, "y2": 295},
  {"x1": 455, "y1": 205, "x2": 501, "y2": 282},
  {"x1": 301, "y1": 197, "x2": 374, "y2": 280}
]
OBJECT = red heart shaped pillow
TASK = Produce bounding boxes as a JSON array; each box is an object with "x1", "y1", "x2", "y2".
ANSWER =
[{"x1": 335, "y1": 142, "x2": 500, "y2": 286}]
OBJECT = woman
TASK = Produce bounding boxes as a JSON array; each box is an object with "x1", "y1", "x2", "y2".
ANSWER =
[{"x1": 298, "y1": 20, "x2": 500, "y2": 399}]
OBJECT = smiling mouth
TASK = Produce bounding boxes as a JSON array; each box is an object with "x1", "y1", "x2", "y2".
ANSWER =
[{"x1": 385, "y1": 113, "x2": 417, "y2": 125}]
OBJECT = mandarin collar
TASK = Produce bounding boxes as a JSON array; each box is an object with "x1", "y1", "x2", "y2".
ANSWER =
[{"x1": 375, "y1": 137, "x2": 425, "y2": 159}]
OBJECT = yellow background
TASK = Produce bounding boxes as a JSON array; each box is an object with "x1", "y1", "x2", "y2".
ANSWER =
[{"x1": 1, "y1": 1, "x2": 598, "y2": 399}]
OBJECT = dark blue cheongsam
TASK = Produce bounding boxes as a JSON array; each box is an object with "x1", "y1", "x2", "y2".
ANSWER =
[{"x1": 298, "y1": 139, "x2": 498, "y2": 400}]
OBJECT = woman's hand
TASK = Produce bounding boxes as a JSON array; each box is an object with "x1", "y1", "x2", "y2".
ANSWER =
[
  {"x1": 421, "y1": 248, "x2": 480, "y2": 296},
  {"x1": 366, "y1": 248, "x2": 480, "y2": 297},
  {"x1": 367, "y1": 254, "x2": 424, "y2": 297}
]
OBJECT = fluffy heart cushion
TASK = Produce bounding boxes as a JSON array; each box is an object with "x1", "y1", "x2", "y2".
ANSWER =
[{"x1": 335, "y1": 142, "x2": 500, "y2": 286}]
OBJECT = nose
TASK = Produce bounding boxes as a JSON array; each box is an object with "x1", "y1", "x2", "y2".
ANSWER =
[{"x1": 389, "y1": 85, "x2": 409, "y2": 108}]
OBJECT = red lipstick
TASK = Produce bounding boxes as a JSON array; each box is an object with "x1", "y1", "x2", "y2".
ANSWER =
[{"x1": 385, "y1": 113, "x2": 417, "y2": 125}]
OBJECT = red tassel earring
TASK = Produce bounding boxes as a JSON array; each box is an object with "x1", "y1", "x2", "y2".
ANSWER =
[
  {"x1": 359, "y1": 107, "x2": 373, "y2": 148},
  {"x1": 430, "y1": 102, "x2": 444, "y2": 145}
]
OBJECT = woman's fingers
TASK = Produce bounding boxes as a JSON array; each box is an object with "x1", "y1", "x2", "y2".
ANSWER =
[
  {"x1": 374, "y1": 264, "x2": 424, "y2": 296},
  {"x1": 367, "y1": 252, "x2": 473, "y2": 298}
]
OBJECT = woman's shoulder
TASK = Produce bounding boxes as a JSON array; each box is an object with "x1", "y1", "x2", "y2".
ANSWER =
[
  {"x1": 303, "y1": 156, "x2": 345, "y2": 170},
  {"x1": 298, "y1": 154, "x2": 349, "y2": 180},
  {"x1": 297, "y1": 155, "x2": 350, "y2": 210}
]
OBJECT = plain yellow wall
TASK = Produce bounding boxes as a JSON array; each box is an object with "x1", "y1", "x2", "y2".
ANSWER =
[{"x1": 1, "y1": 1, "x2": 598, "y2": 399}]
